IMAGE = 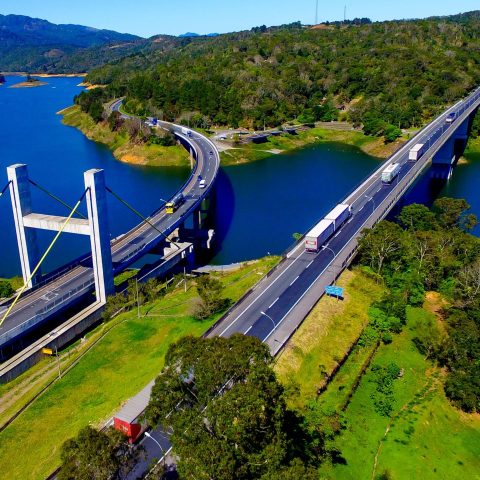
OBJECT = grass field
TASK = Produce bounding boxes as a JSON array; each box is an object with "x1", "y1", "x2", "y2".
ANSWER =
[
  {"x1": 0, "y1": 257, "x2": 278, "y2": 480},
  {"x1": 275, "y1": 269, "x2": 385, "y2": 410},
  {"x1": 60, "y1": 105, "x2": 189, "y2": 167},
  {"x1": 319, "y1": 306, "x2": 480, "y2": 480}
]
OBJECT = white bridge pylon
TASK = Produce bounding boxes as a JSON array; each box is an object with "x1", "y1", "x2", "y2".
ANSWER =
[{"x1": 7, "y1": 164, "x2": 114, "y2": 304}]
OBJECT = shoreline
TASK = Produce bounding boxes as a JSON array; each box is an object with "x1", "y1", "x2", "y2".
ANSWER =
[{"x1": 1, "y1": 72, "x2": 87, "y2": 78}]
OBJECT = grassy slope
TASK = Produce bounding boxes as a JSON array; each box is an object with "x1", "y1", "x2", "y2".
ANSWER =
[
  {"x1": 60, "y1": 105, "x2": 189, "y2": 167},
  {"x1": 275, "y1": 269, "x2": 385, "y2": 410},
  {"x1": 220, "y1": 128, "x2": 409, "y2": 166},
  {"x1": 321, "y1": 306, "x2": 480, "y2": 480},
  {"x1": 0, "y1": 257, "x2": 278, "y2": 480}
]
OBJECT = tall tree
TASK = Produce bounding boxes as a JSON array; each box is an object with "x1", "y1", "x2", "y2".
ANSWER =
[
  {"x1": 58, "y1": 426, "x2": 138, "y2": 480},
  {"x1": 146, "y1": 335, "x2": 319, "y2": 479}
]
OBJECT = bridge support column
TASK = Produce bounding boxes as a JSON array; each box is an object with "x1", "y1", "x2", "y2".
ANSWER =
[
  {"x1": 84, "y1": 169, "x2": 114, "y2": 303},
  {"x1": 7, "y1": 164, "x2": 41, "y2": 288}
]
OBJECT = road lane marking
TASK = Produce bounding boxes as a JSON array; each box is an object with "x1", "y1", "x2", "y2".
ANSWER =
[
  {"x1": 306, "y1": 260, "x2": 314, "y2": 269},
  {"x1": 244, "y1": 325, "x2": 253, "y2": 335},
  {"x1": 268, "y1": 298, "x2": 279, "y2": 309},
  {"x1": 290, "y1": 276, "x2": 299, "y2": 286}
]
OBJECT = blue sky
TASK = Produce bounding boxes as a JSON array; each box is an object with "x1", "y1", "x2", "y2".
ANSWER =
[{"x1": 1, "y1": 0, "x2": 478, "y2": 37}]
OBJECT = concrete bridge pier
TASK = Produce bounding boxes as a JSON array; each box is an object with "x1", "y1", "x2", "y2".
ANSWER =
[
  {"x1": 431, "y1": 116, "x2": 472, "y2": 179},
  {"x1": 7, "y1": 164, "x2": 42, "y2": 288}
]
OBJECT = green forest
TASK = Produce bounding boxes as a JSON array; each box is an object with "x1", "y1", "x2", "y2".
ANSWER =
[{"x1": 78, "y1": 11, "x2": 480, "y2": 135}]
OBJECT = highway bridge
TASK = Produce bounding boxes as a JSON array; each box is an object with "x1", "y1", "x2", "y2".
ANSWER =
[
  {"x1": 0, "y1": 122, "x2": 220, "y2": 357},
  {"x1": 210, "y1": 87, "x2": 480, "y2": 351},
  {"x1": 118, "y1": 88, "x2": 480, "y2": 479}
]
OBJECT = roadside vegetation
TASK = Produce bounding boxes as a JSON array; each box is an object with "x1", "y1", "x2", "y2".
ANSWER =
[
  {"x1": 0, "y1": 257, "x2": 278, "y2": 479},
  {"x1": 276, "y1": 198, "x2": 480, "y2": 479},
  {"x1": 60, "y1": 105, "x2": 189, "y2": 167}
]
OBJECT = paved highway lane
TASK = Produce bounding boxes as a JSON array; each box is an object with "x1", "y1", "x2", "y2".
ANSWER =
[{"x1": 210, "y1": 87, "x2": 480, "y2": 345}]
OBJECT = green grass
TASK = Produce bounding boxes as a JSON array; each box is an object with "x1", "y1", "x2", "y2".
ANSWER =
[
  {"x1": 319, "y1": 306, "x2": 480, "y2": 480},
  {"x1": 114, "y1": 269, "x2": 139, "y2": 287},
  {"x1": 219, "y1": 127, "x2": 403, "y2": 166},
  {"x1": 0, "y1": 257, "x2": 278, "y2": 480},
  {"x1": 275, "y1": 269, "x2": 385, "y2": 410},
  {"x1": 60, "y1": 105, "x2": 189, "y2": 167},
  {"x1": 0, "y1": 277, "x2": 23, "y2": 291}
]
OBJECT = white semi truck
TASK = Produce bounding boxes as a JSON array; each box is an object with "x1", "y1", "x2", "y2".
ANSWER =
[
  {"x1": 381, "y1": 163, "x2": 401, "y2": 184},
  {"x1": 305, "y1": 220, "x2": 334, "y2": 253},
  {"x1": 325, "y1": 204, "x2": 351, "y2": 230},
  {"x1": 409, "y1": 143, "x2": 425, "y2": 162},
  {"x1": 304, "y1": 203, "x2": 351, "y2": 253},
  {"x1": 181, "y1": 127, "x2": 192, "y2": 137}
]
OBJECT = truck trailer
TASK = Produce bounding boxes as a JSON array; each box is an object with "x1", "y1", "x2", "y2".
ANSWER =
[
  {"x1": 305, "y1": 220, "x2": 335, "y2": 253},
  {"x1": 325, "y1": 204, "x2": 351, "y2": 230},
  {"x1": 181, "y1": 127, "x2": 192, "y2": 137},
  {"x1": 381, "y1": 163, "x2": 401, "y2": 184},
  {"x1": 409, "y1": 143, "x2": 425, "y2": 162}
]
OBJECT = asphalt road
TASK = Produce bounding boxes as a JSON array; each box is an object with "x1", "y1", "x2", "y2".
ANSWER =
[
  {"x1": 0, "y1": 123, "x2": 220, "y2": 348},
  {"x1": 209, "y1": 86, "x2": 480, "y2": 346}
]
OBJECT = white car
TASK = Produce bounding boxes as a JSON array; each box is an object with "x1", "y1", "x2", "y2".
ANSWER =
[{"x1": 199, "y1": 179, "x2": 206, "y2": 189}]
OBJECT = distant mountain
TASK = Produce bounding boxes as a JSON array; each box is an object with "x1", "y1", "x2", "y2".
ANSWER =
[
  {"x1": 179, "y1": 32, "x2": 219, "y2": 38},
  {"x1": 0, "y1": 14, "x2": 142, "y2": 73}
]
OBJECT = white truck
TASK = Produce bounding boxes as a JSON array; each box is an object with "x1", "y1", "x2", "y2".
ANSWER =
[
  {"x1": 409, "y1": 143, "x2": 425, "y2": 162},
  {"x1": 381, "y1": 163, "x2": 401, "y2": 184},
  {"x1": 325, "y1": 204, "x2": 351, "y2": 230},
  {"x1": 181, "y1": 127, "x2": 192, "y2": 137},
  {"x1": 305, "y1": 220, "x2": 334, "y2": 253}
]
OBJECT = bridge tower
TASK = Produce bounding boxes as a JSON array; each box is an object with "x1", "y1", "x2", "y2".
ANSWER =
[{"x1": 7, "y1": 165, "x2": 114, "y2": 303}]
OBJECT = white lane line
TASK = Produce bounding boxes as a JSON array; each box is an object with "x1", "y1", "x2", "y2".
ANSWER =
[
  {"x1": 290, "y1": 275, "x2": 300, "y2": 286},
  {"x1": 306, "y1": 260, "x2": 314, "y2": 269},
  {"x1": 217, "y1": 253, "x2": 304, "y2": 336},
  {"x1": 268, "y1": 297, "x2": 279, "y2": 309},
  {"x1": 244, "y1": 325, "x2": 253, "y2": 335}
]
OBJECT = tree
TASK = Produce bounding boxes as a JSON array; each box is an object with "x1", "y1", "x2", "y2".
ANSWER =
[
  {"x1": 146, "y1": 335, "x2": 319, "y2": 479},
  {"x1": 108, "y1": 111, "x2": 123, "y2": 132},
  {"x1": 58, "y1": 426, "x2": 138, "y2": 480},
  {"x1": 398, "y1": 204, "x2": 437, "y2": 231},
  {"x1": 0, "y1": 280, "x2": 14, "y2": 298},
  {"x1": 192, "y1": 274, "x2": 230, "y2": 320},
  {"x1": 432, "y1": 198, "x2": 478, "y2": 231},
  {"x1": 384, "y1": 124, "x2": 402, "y2": 143},
  {"x1": 358, "y1": 221, "x2": 407, "y2": 275}
]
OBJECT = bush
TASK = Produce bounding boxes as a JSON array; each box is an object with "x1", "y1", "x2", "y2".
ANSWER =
[{"x1": 0, "y1": 280, "x2": 14, "y2": 298}]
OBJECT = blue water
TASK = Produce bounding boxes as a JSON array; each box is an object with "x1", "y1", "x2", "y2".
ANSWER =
[
  {"x1": 0, "y1": 75, "x2": 478, "y2": 278},
  {"x1": 0, "y1": 76, "x2": 189, "y2": 277}
]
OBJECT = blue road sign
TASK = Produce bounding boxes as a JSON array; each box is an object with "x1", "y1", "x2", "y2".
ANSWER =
[{"x1": 325, "y1": 285, "x2": 344, "y2": 298}]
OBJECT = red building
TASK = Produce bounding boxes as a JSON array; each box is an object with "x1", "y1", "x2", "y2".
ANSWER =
[{"x1": 113, "y1": 381, "x2": 154, "y2": 443}]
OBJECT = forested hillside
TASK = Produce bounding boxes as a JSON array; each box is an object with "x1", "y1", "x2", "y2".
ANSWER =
[
  {"x1": 80, "y1": 12, "x2": 480, "y2": 134},
  {"x1": 0, "y1": 14, "x2": 142, "y2": 73}
]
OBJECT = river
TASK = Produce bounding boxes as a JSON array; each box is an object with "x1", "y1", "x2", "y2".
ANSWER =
[{"x1": 0, "y1": 75, "x2": 478, "y2": 278}]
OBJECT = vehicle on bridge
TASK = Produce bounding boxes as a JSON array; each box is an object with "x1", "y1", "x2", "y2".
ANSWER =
[
  {"x1": 305, "y1": 220, "x2": 334, "y2": 253},
  {"x1": 446, "y1": 112, "x2": 456, "y2": 124},
  {"x1": 325, "y1": 203, "x2": 351, "y2": 230},
  {"x1": 165, "y1": 193, "x2": 185, "y2": 214},
  {"x1": 381, "y1": 163, "x2": 401, "y2": 184},
  {"x1": 181, "y1": 127, "x2": 192, "y2": 137},
  {"x1": 409, "y1": 143, "x2": 425, "y2": 162},
  {"x1": 305, "y1": 203, "x2": 352, "y2": 253}
]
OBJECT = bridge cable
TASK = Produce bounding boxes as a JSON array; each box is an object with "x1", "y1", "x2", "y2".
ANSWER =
[
  {"x1": 29, "y1": 180, "x2": 87, "y2": 220},
  {"x1": 0, "y1": 181, "x2": 12, "y2": 200},
  {"x1": 0, "y1": 189, "x2": 88, "y2": 328},
  {"x1": 105, "y1": 186, "x2": 181, "y2": 250}
]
